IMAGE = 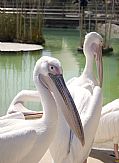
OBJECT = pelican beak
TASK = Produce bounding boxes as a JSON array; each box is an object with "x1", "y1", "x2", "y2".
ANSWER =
[
  {"x1": 24, "y1": 112, "x2": 43, "y2": 119},
  {"x1": 95, "y1": 44, "x2": 103, "y2": 88},
  {"x1": 49, "y1": 73, "x2": 85, "y2": 146}
]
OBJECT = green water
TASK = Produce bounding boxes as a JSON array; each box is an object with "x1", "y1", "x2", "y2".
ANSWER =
[{"x1": 0, "y1": 28, "x2": 119, "y2": 116}]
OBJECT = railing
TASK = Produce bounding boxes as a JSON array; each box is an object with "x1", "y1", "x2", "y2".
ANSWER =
[{"x1": 0, "y1": 1, "x2": 119, "y2": 23}]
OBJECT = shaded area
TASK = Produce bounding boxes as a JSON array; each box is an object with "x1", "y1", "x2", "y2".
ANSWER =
[{"x1": 90, "y1": 148, "x2": 115, "y2": 163}]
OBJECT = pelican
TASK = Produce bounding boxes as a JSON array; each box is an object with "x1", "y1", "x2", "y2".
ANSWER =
[
  {"x1": 0, "y1": 56, "x2": 84, "y2": 163},
  {"x1": 49, "y1": 32, "x2": 103, "y2": 163},
  {"x1": 94, "y1": 99, "x2": 119, "y2": 162},
  {"x1": 7, "y1": 32, "x2": 103, "y2": 163}
]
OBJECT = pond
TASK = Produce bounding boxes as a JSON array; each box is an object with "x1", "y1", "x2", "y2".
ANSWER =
[{"x1": 0, "y1": 28, "x2": 119, "y2": 116}]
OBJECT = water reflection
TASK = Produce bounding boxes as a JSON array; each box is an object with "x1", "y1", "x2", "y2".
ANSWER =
[
  {"x1": 0, "y1": 51, "x2": 42, "y2": 115},
  {"x1": 0, "y1": 28, "x2": 119, "y2": 115},
  {"x1": 103, "y1": 56, "x2": 119, "y2": 103}
]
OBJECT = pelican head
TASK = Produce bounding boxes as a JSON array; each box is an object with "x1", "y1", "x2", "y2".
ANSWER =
[
  {"x1": 33, "y1": 56, "x2": 85, "y2": 146},
  {"x1": 83, "y1": 32, "x2": 103, "y2": 87}
]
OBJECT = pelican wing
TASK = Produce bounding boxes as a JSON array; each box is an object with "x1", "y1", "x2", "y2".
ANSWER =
[
  {"x1": 82, "y1": 86, "x2": 102, "y2": 127},
  {"x1": 0, "y1": 127, "x2": 37, "y2": 162},
  {"x1": 68, "y1": 85, "x2": 102, "y2": 137},
  {"x1": 0, "y1": 112, "x2": 25, "y2": 120},
  {"x1": 95, "y1": 110, "x2": 119, "y2": 144},
  {"x1": 101, "y1": 99, "x2": 119, "y2": 116}
]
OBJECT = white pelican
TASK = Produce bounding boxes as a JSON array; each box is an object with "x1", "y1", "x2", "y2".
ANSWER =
[
  {"x1": 0, "y1": 56, "x2": 84, "y2": 163},
  {"x1": 7, "y1": 32, "x2": 103, "y2": 163},
  {"x1": 94, "y1": 99, "x2": 119, "y2": 162},
  {"x1": 49, "y1": 32, "x2": 103, "y2": 163}
]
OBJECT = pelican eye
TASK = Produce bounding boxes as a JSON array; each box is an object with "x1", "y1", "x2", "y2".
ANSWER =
[
  {"x1": 49, "y1": 64, "x2": 59, "y2": 75},
  {"x1": 49, "y1": 65, "x2": 55, "y2": 72},
  {"x1": 51, "y1": 66, "x2": 54, "y2": 70}
]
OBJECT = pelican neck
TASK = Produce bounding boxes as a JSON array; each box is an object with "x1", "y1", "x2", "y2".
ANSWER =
[
  {"x1": 82, "y1": 44, "x2": 94, "y2": 77},
  {"x1": 35, "y1": 77, "x2": 57, "y2": 125}
]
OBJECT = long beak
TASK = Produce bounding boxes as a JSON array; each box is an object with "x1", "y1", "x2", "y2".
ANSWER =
[
  {"x1": 95, "y1": 45, "x2": 103, "y2": 88},
  {"x1": 49, "y1": 73, "x2": 85, "y2": 146}
]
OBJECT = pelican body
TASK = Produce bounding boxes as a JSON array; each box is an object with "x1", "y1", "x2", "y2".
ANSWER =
[
  {"x1": 94, "y1": 99, "x2": 119, "y2": 160},
  {"x1": 0, "y1": 56, "x2": 84, "y2": 163}
]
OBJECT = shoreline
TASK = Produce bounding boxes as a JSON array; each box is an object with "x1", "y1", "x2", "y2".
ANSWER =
[{"x1": 0, "y1": 42, "x2": 43, "y2": 52}]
